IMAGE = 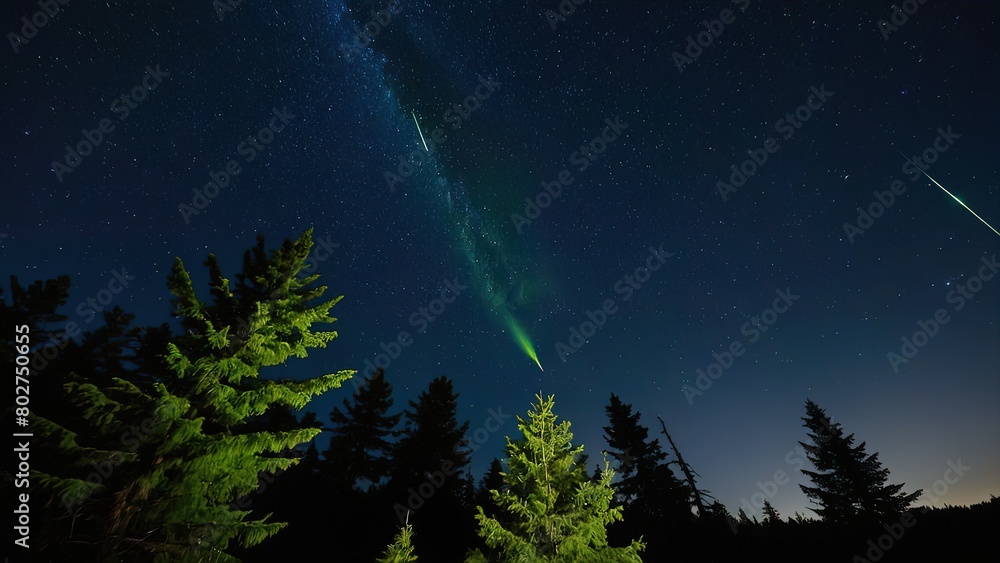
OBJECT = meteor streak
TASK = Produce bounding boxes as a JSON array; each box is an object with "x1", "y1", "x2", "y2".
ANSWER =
[
  {"x1": 897, "y1": 149, "x2": 1000, "y2": 238},
  {"x1": 412, "y1": 111, "x2": 429, "y2": 152},
  {"x1": 504, "y1": 312, "x2": 543, "y2": 371}
]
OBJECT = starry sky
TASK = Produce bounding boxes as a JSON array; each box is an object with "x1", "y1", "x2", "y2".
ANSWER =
[{"x1": 2, "y1": 0, "x2": 998, "y2": 521}]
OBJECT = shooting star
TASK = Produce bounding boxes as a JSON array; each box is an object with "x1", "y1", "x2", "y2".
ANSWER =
[
  {"x1": 412, "y1": 111, "x2": 429, "y2": 152},
  {"x1": 504, "y1": 311, "x2": 544, "y2": 371},
  {"x1": 897, "y1": 148, "x2": 1000, "y2": 238}
]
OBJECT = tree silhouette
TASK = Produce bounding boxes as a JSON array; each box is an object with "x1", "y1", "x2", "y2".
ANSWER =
[
  {"x1": 393, "y1": 376, "x2": 471, "y2": 490},
  {"x1": 798, "y1": 399, "x2": 922, "y2": 525},
  {"x1": 475, "y1": 458, "x2": 506, "y2": 521},
  {"x1": 391, "y1": 375, "x2": 473, "y2": 561},
  {"x1": 604, "y1": 394, "x2": 692, "y2": 524},
  {"x1": 657, "y1": 416, "x2": 711, "y2": 517},
  {"x1": 325, "y1": 367, "x2": 401, "y2": 491},
  {"x1": 762, "y1": 500, "x2": 781, "y2": 524}
]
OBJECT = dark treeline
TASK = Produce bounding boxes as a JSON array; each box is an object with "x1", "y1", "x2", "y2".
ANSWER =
[{"x1": 2, "y1": 230, "x2": 996, "y2": 562}]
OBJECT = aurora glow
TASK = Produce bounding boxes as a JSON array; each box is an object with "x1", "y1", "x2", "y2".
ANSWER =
[
  {"x1": 444, "y1": 179, "x2": 544, "y2": 370},
  {"x1": 411, "y1": 147, "x2": 545, "y2": 370}
]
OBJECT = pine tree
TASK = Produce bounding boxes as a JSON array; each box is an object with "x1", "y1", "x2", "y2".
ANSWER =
[
  {"x1": 0, "y1": 274, "x2": 207, "y2": 559},
  {"x1": 762, "y1": 500, "x2": 781, "y2": 524},
  {"x1": 302, "y1": 439, "x2": 321, "y2": 473},
  {"x1": 604, "y1": 394, "x2": 662, "y2": 501},
  {"x1": 390, "y1": 376, "x2": 475, "y2": 561},
  {"x1": 325, "y1": 367, "x2": 401, "y2": 491},
  {"x1": 468, "y1": 394, "x2": 644, "y2": 562},
  {"x1": 393, "y1": 376, "x2": 471, "y2": 488},
  {"x1": 391, "y1": 376, "x2": 474, "y2": 559},
  {"x1": 476, "y1": 458, "x2": 507, "y2": 521},
  {"x1": 378, "y1": 523, "x2": 419, "y2": 562},
  {"x1": 0, "y1": 274, "x2": 127, "y2": 454},
  {"x1": 603, "y1": 394, "x2": 692, "y2": 522},
  {"x1": 240, "y1": 419, "x2": 330, "y2": 560},
  {"x1": 704, "y1": 500, "x2": 733, "y2": 521},
  {"x1": 25, "y1": 229, "x2": 353, "y2": 561},
  {"x1": 798, "y1": 399, "x2": 921, "y2": 525},
  {"x1": 0, "y1": 274, "x2": 72, "y2": 343},
  {"x1": 736, "y1": 508, "x2": 753, "y2": 526}
]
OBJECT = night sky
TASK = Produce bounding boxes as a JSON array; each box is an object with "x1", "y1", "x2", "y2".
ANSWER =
[{"x1": 3, "y1": 0, "x2": 998, "y2": 522}]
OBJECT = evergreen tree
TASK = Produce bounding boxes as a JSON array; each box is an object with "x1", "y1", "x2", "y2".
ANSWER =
[
  {"x1": 302, "y1": 439, "x2": 321, "y2": 472},
  {"x1": 325, "y1": 367, "x2": 401, "y2": 491},
  {"x1": 17, "y1": 304, "x2": 144, "y2": 399},
  {"x1": 25, "y1": 229, "x2": 353, "y2": 561},
  {"x1": 1, "y1": 275, "x2": 190, "y2": 558},
  {"x1": 762, "y1": 500, "x2": 781, "y2": 524},
  {"x1": 468, "y1": 394, "x2": 644, "y2": 562},
  {"x1": 391, "y1": 375, "x2": 473, "y2": 561},
  {"x1": 603, "y1": 395, "x2": 692, "y2": 522},
  {"x1": 0, "y1": 274, "x2": 72, "y2": 346},
  {"x1": 234, "y1": 418, "x2": 330, "y2": 561},
  {"x1": 604, "y1": 394, "x2": 662, "y2": 502},
  {"x1": 475, "y1": 458, "x2": 507, "y2": 521},
  {"x1": 702, "y1": 500, "x2": 735, "y2": 529},
  {"x1": 378, "y1": 523, "x2": 419, "y2": 563},
  {"x1": 393, "y1": 376, "x2": 471, "y2": 489},
  {"x1": 798, "y1": 399, "x2": 922, "y2": 525}
]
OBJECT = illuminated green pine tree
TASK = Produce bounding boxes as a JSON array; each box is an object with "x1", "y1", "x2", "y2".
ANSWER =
[
  {"x1": 25, "y1": 229, "x2": 353, "y2": 562},
  {"x1": 468, "y1": 394, "x2": 644, "y2": 563},
  {"x1": 377, "y1": 523, "x2": 418, "y2": 562}
]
